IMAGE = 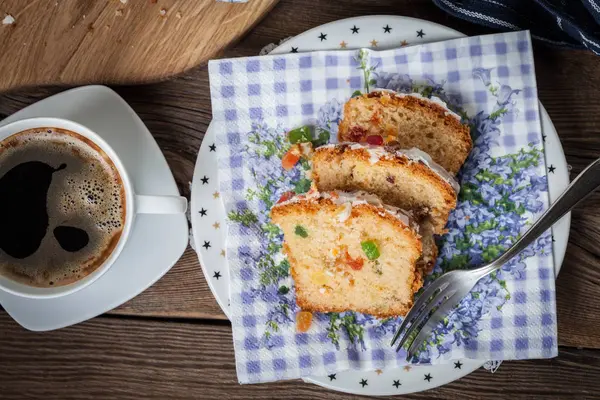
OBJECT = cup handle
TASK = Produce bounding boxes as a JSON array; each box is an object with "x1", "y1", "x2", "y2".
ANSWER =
[{"x1": 135, "y1": 195, "x2": 188, "y2": 214}]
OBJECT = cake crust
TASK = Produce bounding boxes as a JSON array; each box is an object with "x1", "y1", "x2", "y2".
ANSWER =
[
  {"x1": 312, "y1": 143, "x2": 457, "y2": 234},
  {"x1": 338, "y1": 91, "x2": 472, "y2": 174}
]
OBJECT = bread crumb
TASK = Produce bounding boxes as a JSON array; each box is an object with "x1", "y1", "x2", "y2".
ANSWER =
[
  {"x1": 2, "y1": 14, "x2": 15, "y2": 25},
  {"x1": 175, "y1": 11, "x2": 182, "y2": 19},
  {"x1": 116, "y1": 9, "x2": 123, "y2": 16},
  {"x1": 159, "y1": 8, "x2": 167, "y2": 17},
  {"x1": 120, "y1": 0, "x2": 127, "y2": 3}
]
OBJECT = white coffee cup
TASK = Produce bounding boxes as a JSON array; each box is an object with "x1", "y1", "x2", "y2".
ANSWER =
[{"x1": 0, "y1": 117, "x2": 187, "y2": 299}]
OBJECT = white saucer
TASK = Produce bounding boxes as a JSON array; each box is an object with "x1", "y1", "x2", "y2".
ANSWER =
[{"x1": 0, "y1": 85, "x2": 188, "y2": 331}]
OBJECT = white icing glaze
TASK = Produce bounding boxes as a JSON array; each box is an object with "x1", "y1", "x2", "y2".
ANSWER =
[
  {"x1": 337, "y1": 202, "x2": 352, "y2": 223},
  {"x1": 315, "y1": 143, "x2": 461, "y2": 194},
  {"x1": 370, "y1": 89, "x2": 463, "y2": 121},
  {"x1": 393, "y1": 147, "x2": 461, "y2": 194},
  {"x1": 273, "y1": 189, "x2": 418, "y2": 232},
  {"x1": 322, "y1": 190, "x2": 417, "y2": 231}
]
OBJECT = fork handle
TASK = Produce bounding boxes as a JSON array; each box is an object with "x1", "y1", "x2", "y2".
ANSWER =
[{"x1": 479, "y1": 157, "x2": 600, "y2": 276}]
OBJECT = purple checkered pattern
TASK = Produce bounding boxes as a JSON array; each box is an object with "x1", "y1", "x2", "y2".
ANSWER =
[{"x1": 208, "y1": 31, "x2": 557, "y2": 384}]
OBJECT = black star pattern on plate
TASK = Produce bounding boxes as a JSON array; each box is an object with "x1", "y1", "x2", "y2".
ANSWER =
[
  {"x1": 417, "y1": 29, "x2": 425, "y2": 38},
  {"x1": 291, "y1": 47, "x2": 298, "y2": 53},
  {"x1": 542, "y1": 133, "x2": 547, "y2": 142},
  {"x1": 359, "y1": 379, "x2": 368, "y2": 387},
  {"x1": 383, "y1": 24, "x2": 392, "y2": 33},
  {"x1": 213, "y1": 271, "x2": 221, "y2": 280},
  {"x1": 424, "y1": 373, "x2": 432, "y2": 382},
  {"x1": 351, "y1": 25, "x2": 359, "y2": 34},
  {"x1": 552, "y1": 235, "x2": 556, "y2": 242},
  {"x1": 454, "y1": 361, "x2": 463, "y2": 369},
  {"x1": 548, "y1": 165, "x2": 556, "y2": 173},
  {"x1": 201, "y1": 176, "x2": 209, "y2": 184},
  {"x1": 199, "y1": 208, "x2": 207, "y2": 217},
  {"x1": 393, "y1": 380, "x2": 401, "y2": 388},
  {"x1": 319, "y1": 33, "x2": 327, "y2": 41},
  {"x1": 328, "y1": 374, "x2": 336, "y2": 381},
  {"x1": 203, "y1": 241, "x2": 211, "y2": 250},
  {"x1": 209, "y1": 144, "x2": 216, "y2": 152}
]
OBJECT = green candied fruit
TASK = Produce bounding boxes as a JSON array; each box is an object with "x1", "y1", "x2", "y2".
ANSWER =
[
  {"x1": 312, "y1": 129, "x2": 330, "y2": 147},
  {"x1": 361, "y1": 240, "x2": 380, "y2": 260},
  {"x1": 288, "y1": 126, "x2": 312, "y2": 144},
  {"x1": 294, "y1": 225, "x2": 308, "y2": 238}
]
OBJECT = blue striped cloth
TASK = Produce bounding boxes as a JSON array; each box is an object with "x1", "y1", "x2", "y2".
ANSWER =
[{"x1": 434, "y1": 0, "x2": 600, "y2": 54}]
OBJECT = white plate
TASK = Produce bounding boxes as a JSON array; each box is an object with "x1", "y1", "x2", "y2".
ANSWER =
[
  {"x1": 191, "y1": 16, "x2": 570, "y2": 396},
  {"x1": 0, "y1": 85, "x2": 189, "y2": 331}
]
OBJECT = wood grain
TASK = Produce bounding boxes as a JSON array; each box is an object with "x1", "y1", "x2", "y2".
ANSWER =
[
  {"x1": 1, "y1": 0, "x2": 600, "y2": 397},
  {"x1": 1, "y1": 0, "x2": 600, "y2": 348},
  {"x1": 0, "y1": 311, "x2": 597, "y2": 400},
  {"x1": 0, "y1": 0, "x2": 278, "y2": 91},
  {"x1": 109, "y1": 247, "x2": 227, "y2": 319},
  {"x1": 0, "y1": 0, "x2": 599, "y2": 355}
]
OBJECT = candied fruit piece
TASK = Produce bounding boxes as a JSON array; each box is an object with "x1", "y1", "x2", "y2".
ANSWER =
[
  {"x1": 296, "y1": 311, "x2": 313, "y2": 332},
  {"x1": 366, "y1": 135, "x2": 383, "y2": 145}
]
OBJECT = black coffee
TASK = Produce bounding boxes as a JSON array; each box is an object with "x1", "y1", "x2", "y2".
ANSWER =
[{"x1": 0, "y1": 127, "x2": 126, "y2": 287}]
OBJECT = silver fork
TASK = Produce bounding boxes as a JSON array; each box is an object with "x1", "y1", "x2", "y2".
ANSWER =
[{"x1": 391, "y1": 157, "x2": 600, "y2": 359}]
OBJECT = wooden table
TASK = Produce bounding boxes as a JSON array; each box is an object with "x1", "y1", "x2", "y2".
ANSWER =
[{"x1": 1, "y1": 1, "x2": 600, "y2": 398}]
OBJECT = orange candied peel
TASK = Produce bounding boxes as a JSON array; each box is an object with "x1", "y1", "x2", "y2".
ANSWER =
[
  {"x1": 335, "y1": 248, "x2": 364, "y2": 271},
  {"x1": 281, "y1": 143, "x2": 314, "y2": 171},
  {"x1": 277, "y1": 191, "x2": 295, "y2": 204},
  {"x1": 281, "y1": 148, "x2": 301, "y2": 170},
  {"x1": 330, "y1": 246, "x2": 341, "y2": 258},
  {"x1": 346, "y1": 254, "x2": 364, "y2": 270},
  {"x1": 296, "y1": 311, "x2": 313, "y2": 333}
]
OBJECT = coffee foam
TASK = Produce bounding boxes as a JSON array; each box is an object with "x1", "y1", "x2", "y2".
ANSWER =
[{"x1": 0, "y1": 127, "x2": 126, "y2": 287}]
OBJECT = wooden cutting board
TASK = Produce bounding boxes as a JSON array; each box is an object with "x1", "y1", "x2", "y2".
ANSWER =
[{"x1": 0, "y1": 0, "x2": 278, "y2": 92}]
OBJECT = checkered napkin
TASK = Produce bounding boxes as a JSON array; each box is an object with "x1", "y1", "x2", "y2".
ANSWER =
[{"x1": 208, "y1": 30, "x2": 558, "y2": 384}]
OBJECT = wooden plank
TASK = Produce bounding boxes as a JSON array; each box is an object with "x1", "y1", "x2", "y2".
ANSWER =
[
  {"x1": 109, "y1": 247, "x2": 227, "y2": 320},
  {"x1": 0, "y1": 311, "x2": 597, "y2": 399},
  {"x1": 0, "y1": 0, "x2": 279, "y2": 91},
  {"x1": 1, "y1": 0, "x2": 600, "y2": 348}
]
